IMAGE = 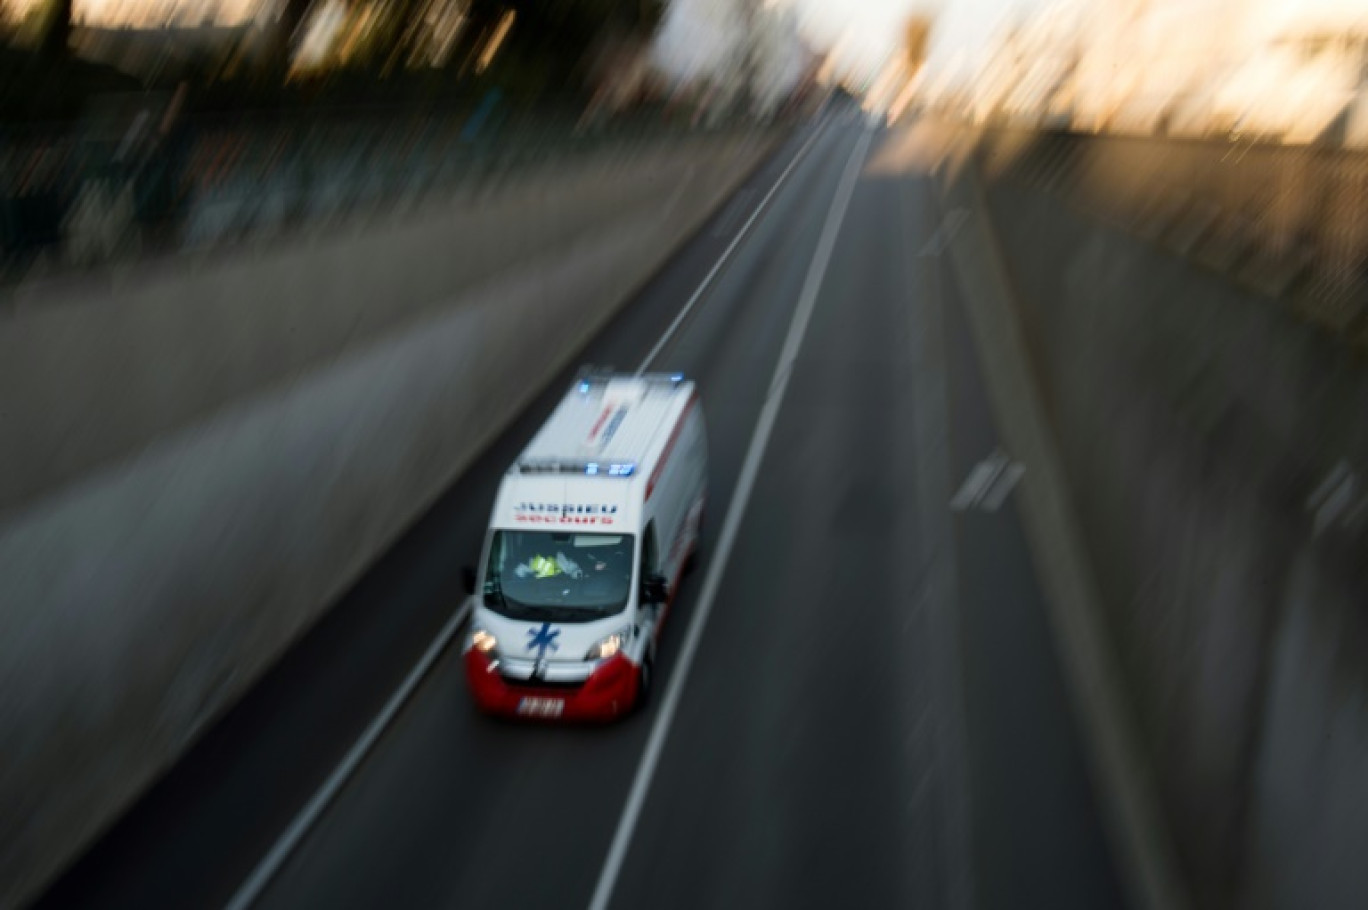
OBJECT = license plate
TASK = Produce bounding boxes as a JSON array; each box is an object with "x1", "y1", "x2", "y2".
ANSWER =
[{"x1": 517, "y1": 697, "x2": 564, "y2": 718}]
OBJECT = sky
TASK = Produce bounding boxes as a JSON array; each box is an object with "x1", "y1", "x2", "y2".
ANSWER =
[
  {"x1": 781, "y1": 0, "x2": 1049, "y2": 79},
  {"x1": 782, "y1": 0, "x2": 1368, "y2": 77},
  {"x1": 18, "y1": 0, "x2": 1368, "y2": 81}
]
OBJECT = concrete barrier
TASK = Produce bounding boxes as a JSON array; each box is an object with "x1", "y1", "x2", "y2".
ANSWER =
[
  {"x1": 969, "y1": 126, "x2": 1368, "y2": 348},
  {"x1": 0, "y1": 128, "x2": 781, "y2": 910},
  {"x1": 953, "y1": 131, "x2": 1368, "y2": 909},
  {"x1": 0, "y1": 133, "x2": 755, "y2": 516}
]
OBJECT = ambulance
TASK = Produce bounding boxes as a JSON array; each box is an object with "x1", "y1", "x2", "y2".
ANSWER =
[{"x1": 462, "y1": 371, "x2": 708, "y2": 721}]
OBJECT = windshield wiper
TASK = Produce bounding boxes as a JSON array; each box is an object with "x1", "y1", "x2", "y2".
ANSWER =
[
  {"x1": 539, "y1": 604, "x2": 624, "y2": 622},
  {"x1": 541, "y1": 607, "x2": 594, "y2": 622}
]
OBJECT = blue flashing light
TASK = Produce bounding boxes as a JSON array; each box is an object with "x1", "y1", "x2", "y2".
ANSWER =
[
  {"x1": 579, "y1": 381, "x2": 591, "y2": 394},
  {"x1": 671, "y1": 373, "x2": 684, "y2": 383},
  {"x1": 585, "y1": 463, "x2": 600, "y2": 475},
  {"x1": 608, "y1": 463, "x2": 636, "y2": 477}
]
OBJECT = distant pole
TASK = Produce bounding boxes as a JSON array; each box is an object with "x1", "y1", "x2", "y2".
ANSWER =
[{"x1": 738, "y1": 0, "x2": 759, "y2": 117}]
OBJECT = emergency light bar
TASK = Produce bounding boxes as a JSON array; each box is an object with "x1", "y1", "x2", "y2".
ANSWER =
[
  {"x1": 590, "y1": 462, "x2": 637, "y2": 477},
  {"x1": 517, "y1": 459, "x2": 637, "y2": 477},
  {"x1": 573, "y1": 370, "x2": 688, "y2": 395}
]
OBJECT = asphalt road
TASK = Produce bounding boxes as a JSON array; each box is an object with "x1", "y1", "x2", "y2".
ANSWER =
[{"x1": 38, "y1": 111, "x2": 1126, "y2": 910}]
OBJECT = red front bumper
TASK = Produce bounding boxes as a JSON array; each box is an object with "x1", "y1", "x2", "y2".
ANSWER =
[{"x1": 464, "y1": 649, "x2": 641, "y2": 722}]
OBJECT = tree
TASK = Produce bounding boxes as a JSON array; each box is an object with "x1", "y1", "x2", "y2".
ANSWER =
[
  {"x1": 373, "y1": 0, "x2": 430, "y2": 74},
  {"x1": 273, "y1": 0, "x2": 665, "y2": 98},
  {"x1": 279, "y1": 0, "x2": 316, "y2": 51},
  {"x1": 37, "y1": 0, "x2": 72, "y2": 59},
  {"x1": 262, "y1": 0, "x2": 316, "y2": 77},
  {"x1": 459, "y1": 0, "x2": 663, "y2": 92}
]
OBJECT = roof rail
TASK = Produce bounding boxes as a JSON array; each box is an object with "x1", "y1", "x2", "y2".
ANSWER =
[{"x1": 570, "y1": 368, "x2": 688, "y2": 393}]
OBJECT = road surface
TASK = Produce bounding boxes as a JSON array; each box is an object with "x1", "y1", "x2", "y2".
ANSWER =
[{"x1": 38, "y1": 112, "x2": 1127, "y2": 910}]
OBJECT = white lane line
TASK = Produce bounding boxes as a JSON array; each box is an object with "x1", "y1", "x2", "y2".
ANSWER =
[
  {"x1": 589, "y1": 126, "x2": 873, "y2": 910},
  {"x1": 980, "y1": 461, "x2": 1026, "y2": 512},
  {"x1": 635, "y1": 118, "x2": 831, "y2": 376},
  {"x1": 227, "y1": 117, "x2": 834, "y2": 910},
  {"x1": 224, "y1": 600, "x2": 472, "y2": 910},
  {"x1": 950, "y1": 453, "x2": 1006, "y2": 512}
]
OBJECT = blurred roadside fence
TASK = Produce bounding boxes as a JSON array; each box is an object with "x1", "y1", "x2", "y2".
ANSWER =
[
  {"x1": 973, "y1": 125, "x2": 1368, "y2": 349},
  {"x1": 0, "y1": 96, "x2": 759, "y2": 287}
]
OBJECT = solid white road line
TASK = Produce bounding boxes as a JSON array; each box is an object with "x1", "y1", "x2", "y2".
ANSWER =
[
  {"x1": 589, "y1": 126, "x2": 874, "y2": 910},
  {"x1": 635, "y1": 118, "x2": 830, "y2": 375},
  {"x1": 224, "y1": 116, "x2": 839, "y2": 910},
  {"x1": 223, "y1": 600, "x2": 471, "y2": 910}
]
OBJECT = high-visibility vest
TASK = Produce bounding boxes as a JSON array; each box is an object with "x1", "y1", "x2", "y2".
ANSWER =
[{"x1": 529, "y1": 554, "x2": 560, "y2": 578}]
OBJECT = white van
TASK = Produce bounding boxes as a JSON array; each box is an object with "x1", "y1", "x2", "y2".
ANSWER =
[{"x1": 462, "y1": 371, "x2": 707, "y2": 721}]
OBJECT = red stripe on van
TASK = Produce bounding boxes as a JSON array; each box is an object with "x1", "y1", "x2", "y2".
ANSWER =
[
  {"x1": 646, "y1": 393, "x2": 697, "y2": 501},
  {"x1": 587, "y1": 405, "x2": 613, "y2": 442}
]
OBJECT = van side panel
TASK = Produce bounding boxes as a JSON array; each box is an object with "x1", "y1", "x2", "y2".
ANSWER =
[{"x1": 662, "y1": 405, "x2": 707, "y2": 585}]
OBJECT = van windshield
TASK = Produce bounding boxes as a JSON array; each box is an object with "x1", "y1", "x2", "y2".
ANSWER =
[{"x1": 483, "y1": 530, "x2": 636, "y2": 622}]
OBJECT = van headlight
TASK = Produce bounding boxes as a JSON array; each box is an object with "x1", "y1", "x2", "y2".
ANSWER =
[
  {"x1": 470, "y1": 628, "x2": 498, "y2": 656},
  {"x1": 585, "y1": 627, "x2": 630, "y2": 661}
]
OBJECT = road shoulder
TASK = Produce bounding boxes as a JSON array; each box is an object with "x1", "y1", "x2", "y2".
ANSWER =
[{"x1": 933, "y1": 146, "x2": 1190, "y2": 910}]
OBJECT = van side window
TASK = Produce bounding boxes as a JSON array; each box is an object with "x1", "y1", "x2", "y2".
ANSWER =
[{"x1": 642, "y1": 522, "x2": 659, "y2": 577}]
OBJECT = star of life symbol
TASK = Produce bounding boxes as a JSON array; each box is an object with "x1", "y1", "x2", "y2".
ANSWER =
[{"x1": 526, "y1": 622, "x2": 561, "y2": 658}]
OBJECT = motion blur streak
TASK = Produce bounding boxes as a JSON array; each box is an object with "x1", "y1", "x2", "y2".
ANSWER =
[
  {"x1": 0, "y1": 2, "x2": 823, "y2": 905},
  {"x1": 8, "y1": 3, "x2": 1368, "y2": 910}
]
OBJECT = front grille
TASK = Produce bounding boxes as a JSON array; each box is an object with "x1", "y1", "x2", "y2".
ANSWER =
[{"x1": 501, "y1": 675, "x2": 585, "y2": 691}]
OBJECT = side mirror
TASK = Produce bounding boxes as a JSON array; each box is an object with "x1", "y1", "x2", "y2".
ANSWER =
[
  {"x1": 642, "y1": 573, "x2": 669, "y2": 604},
  {"x1": 461, "y1": 565, "x2": 477, "y2": 596}
]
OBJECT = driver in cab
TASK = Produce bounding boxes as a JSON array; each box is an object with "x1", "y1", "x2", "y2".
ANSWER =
[
  {"x1": 515, "y1": 551, "x2": 581, "y2": 580},
  {"x1": 514, "y1": 540, "x2": 627, "y2": 582}
]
